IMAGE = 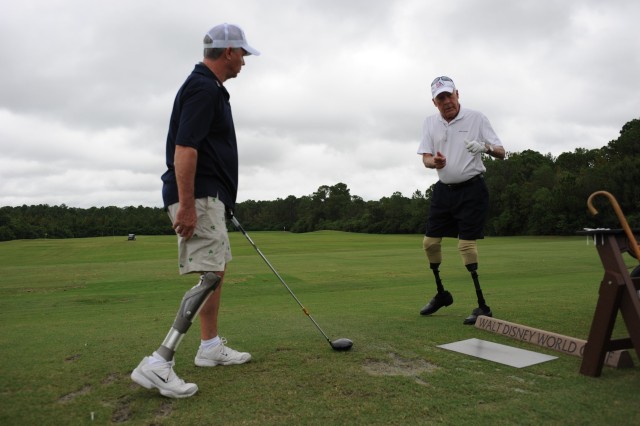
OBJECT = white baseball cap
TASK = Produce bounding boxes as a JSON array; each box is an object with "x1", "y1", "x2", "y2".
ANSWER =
[
  {"x1": 431, "y1": 76, "x2": 456, "y2": 98},
  {"x1": 204, "y1": 23, "x2": 260, "y2": 56}
]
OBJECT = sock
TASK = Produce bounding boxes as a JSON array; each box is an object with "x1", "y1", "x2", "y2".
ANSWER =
[
  {"x1": 200, "y1": 336, "x2": 221, "y2": 349},
  {"x1": 149, "y1": 351, "x2": 169, "y2": 365}
]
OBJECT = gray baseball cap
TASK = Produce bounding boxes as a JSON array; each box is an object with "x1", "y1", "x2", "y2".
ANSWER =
[{"x1": 204, "y1": 23, "x2": 260, "y2": 56}]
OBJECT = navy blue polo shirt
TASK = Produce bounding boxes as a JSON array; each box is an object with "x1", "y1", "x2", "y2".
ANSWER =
[{"x1": 161, "y1": 63, "x2": 238, "y2": 210}]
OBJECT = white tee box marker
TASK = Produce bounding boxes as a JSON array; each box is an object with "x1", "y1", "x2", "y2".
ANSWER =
[{"x1": 438, "y1": 338, "x2": 558, "y2": 368}]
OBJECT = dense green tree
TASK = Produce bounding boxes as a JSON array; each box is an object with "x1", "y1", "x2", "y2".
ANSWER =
[{"x1": 1, "y1": 119, "x2": 638, "y2": 241}]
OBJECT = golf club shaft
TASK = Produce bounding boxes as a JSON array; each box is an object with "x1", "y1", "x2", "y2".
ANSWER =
[{"x1": 230, "y1": 216, "x2": 333, "y2": 343}]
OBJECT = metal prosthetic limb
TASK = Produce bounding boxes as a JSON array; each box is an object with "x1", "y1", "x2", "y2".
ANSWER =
[
  {"x1": 423, "y1": 237, "x2": 445, "y2": 292},
  {"x1": 156, "y1": 272, "x2": 221, "y2": 361},
  {"x1": 419, "y1": 236, "x2": 454, "y2": 315},
  {"x1": 430, "y1": 263, "x2": 446, "y2": 293},
  {"x1": 465, "y1": 263, "x2": 487, "y2": 308},
  {"x1": 458, "y1": 240, "x2": 488, "y2": 307},
  {"x1": 420, "y1": 261, "x2": 454, "y2": 316}
]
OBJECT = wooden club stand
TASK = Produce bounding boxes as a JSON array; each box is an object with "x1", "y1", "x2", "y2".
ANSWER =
[{"x1": 579, "y1": 228, "x2": 640, "y2": 377}]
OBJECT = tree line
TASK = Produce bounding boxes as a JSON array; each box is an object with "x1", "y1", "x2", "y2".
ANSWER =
[{"x1": 1, "y1": 119, "x2": 638, "y2": 242}]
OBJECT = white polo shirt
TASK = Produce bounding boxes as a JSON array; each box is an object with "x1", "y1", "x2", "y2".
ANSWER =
[{"x1": 417, "y1": 107, "x2": 503, "y2": 184}]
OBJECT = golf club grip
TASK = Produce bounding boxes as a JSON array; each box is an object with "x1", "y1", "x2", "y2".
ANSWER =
[
  {"x1": 230, "y1": 216, "x2": 244, "y2": 233},
  {"x1": 230, "y1": 216, "x2": 258, "y2": 247}
]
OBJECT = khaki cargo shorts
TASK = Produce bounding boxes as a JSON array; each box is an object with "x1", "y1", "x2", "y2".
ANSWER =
[{"x1": 167, "y1": 196, "x2": 232, "y2": 275}]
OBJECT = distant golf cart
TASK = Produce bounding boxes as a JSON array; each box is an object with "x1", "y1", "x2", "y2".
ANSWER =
[{"x1": 127, "y1": 234, "x2": 136, "y2": 241}]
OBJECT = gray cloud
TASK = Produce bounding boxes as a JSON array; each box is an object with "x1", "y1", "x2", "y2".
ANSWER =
[{"x1": 1, "y1": 0, "x2": 638, "y2": 207}]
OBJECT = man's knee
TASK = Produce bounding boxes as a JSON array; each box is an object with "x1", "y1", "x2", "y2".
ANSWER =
[
  {"x1": 458, "y1": 239, "x2": 478, "y2": 265},
  {"x1": 423, "y1": 236, "x2": 443, "y2": 264},
  {"x1": 172, "y1": 272, "x2": 221, "y2": 332}
]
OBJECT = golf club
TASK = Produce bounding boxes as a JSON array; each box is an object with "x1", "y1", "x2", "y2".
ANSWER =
[{"x1": 229, "y1": 213, "x2": 353, "y2": 352}]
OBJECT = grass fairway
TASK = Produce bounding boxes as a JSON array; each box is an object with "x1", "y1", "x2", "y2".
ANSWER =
[{"x1": 1, "y1": 232, "x2": 640, "y2": 425}]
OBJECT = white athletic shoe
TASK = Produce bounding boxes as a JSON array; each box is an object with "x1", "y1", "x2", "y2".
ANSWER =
[
  {"x1": 194, "y1": 338, "x2": 252, "y2": 367},
  {"x1": 131, "y1": 357, "x2": 198, "y2": 399}
]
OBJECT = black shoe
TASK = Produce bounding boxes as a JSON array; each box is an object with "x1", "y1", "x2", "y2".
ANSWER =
[
  {"x1": 420, "y1": 291, "x2": 454, "y2": 316},
  {"x1": 463, "y1": 305, "x2": 492, "y2": 325}
]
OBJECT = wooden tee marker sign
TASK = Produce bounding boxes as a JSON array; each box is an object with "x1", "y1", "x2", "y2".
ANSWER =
[
  {"x1": 475, "y1": 191, "x2": 640, "y2": 374},
  {"x1": 474, "y1": 316, "x2": 633, "y2": 368},
  {"x1": 577, "y1": 226, "x2": 640, "y2": 376},
  {"x1": 578, "y1": 191, "x2": 640, "y2": 376}
]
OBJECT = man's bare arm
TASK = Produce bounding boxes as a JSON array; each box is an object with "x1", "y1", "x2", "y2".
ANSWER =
[{"x1": 173, "y1": 145, "x2": 198, "y2": 239}]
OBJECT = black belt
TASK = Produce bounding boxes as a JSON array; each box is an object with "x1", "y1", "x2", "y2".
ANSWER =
[{"x1": 444, "y1": 174, "x2": 484, "y2": 190}]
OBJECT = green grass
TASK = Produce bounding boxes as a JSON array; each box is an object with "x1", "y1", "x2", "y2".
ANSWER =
[{"x1": 1, "y1": 233, "x2": 640, "y2": 425}]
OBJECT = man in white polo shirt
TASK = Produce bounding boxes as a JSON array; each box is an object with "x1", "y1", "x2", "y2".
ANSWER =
[{"x1": 417, "y1": 76, "x2": 506, "y2": 325}]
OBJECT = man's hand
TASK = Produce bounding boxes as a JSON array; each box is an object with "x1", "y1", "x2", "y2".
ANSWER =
[
  {"x1": 173, "y1": 202, "x2": 197, "y2": 240},
  {"x1": 465, "y1": 140, "x2": 487, "y2": 154},
  {"x1": 433, "y1": 151, "x2": 446, "y2": 169}
]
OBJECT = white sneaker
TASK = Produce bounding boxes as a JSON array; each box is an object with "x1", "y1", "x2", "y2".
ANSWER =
[
  {"x1": 131, "y1": 357, "x2": 198, "y2": 398},
  {"x1": 194, "y1": 337, "x2": 252, "y2": 367}
]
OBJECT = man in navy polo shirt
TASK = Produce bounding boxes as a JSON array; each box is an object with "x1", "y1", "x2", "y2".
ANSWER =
[
  {"x1": 417, "y1": 76, "x2": 506, "y2": 325},
  {"x1": 132, "y1": 23, "x2": 259, "y2": 399}
]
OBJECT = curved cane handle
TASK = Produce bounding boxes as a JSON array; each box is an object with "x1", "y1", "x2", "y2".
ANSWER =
[{"x1": 587, "y1": 190, "x2": 640, "y2": 261}]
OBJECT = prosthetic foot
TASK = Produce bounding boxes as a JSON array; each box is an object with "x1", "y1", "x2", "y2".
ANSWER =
[
  {"x1": 463, "y1": 263, "x2": 492, "y2": 325},
  {"x1": 420, "y1": 291, "x2": 454, "y2": 316},
  {"x1": 420, "y1": 263, "x2": 454, "y2": 315},
  {"x1": 463, "y1": 305, "x2": 492, "y2": 325}
]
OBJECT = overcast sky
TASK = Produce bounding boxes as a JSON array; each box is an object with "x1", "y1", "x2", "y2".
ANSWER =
[{"x1": 1, "y1": 0, "x2": 638, "y2": 208}]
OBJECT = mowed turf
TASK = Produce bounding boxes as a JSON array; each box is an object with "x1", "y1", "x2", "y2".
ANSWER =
[{"x1": 1, "y1": 232, "x2": 639, "y2": 425}]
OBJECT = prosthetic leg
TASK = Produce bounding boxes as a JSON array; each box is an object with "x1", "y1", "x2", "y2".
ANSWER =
[
  {"x1": 464, "y1": 263, "x2": 488, "y2": 306},
  {"x1": 156, "y1": 272, "x2": 221, "y2": 361},
  {"x1": 420, "y1": 237, "x2": 454, "y2": 315},
  {"x1": 459, "y1": 240, "x2": 492, "y2": 324},
  {"x1": 431, "y1": 262, "x2": 446, "y2": 294}
]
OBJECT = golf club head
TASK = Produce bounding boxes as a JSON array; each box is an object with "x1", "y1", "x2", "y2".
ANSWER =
[{"x1": 331, "y1": 338, "x2": 353, "y2": 351}]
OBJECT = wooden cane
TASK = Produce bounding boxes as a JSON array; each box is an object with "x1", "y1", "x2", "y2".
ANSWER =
[{"x1": 587, "y1": 190, "x2": 640, "y2": 261}]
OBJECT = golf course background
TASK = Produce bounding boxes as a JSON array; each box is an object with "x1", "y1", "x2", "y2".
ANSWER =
[
  {"x1": 1, "y1": 232, "x2": 639, "y2": 424},
  {"x1": 2, "y1": 117, "x2": 640, "y2": 242}
]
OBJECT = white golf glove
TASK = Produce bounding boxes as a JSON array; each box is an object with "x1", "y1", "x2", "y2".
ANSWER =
[{"x1": 465, "y1": 140, "x2": 487, "y2": 154}]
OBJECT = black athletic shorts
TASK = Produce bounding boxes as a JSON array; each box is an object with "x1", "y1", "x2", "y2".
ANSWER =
[{"x1": 425, "y1": 175, "x2": 489, "y2": 240}]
